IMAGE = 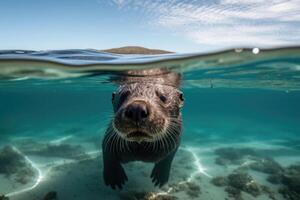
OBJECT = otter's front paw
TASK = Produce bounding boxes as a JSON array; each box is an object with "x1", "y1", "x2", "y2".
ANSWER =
[
  {"x1": 104, "y1": 164, "x2": 128, "y2": 189},
  {"x1": 151, "y1": 163, "x2": 170, "y2": 187}
]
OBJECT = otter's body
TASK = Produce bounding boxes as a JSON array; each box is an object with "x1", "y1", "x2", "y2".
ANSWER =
[
  {"x1": 103, "y1": 131, "x2": 181, "y2": 162},
  {"x1": 102, "y1": 72, "x2": 183, "y2": 189},
  {"x1": 102, "y1": 127, "x2": 181, "y2": 189}
]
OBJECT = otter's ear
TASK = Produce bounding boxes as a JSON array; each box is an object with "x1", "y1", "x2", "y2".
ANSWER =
[
  {"x1": 164, "y1": 72, "x2": 181, "y2": 88},
  {"x1": 179, "y1": 92, "x2": 184, "y2": 107}
]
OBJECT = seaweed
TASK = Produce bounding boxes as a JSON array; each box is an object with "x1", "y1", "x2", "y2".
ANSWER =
[
  {"x1": 0, "y1": 195, "x2": 9, "y2": 200},
  {"x1": 119, "y1": 191, "x2": 178, "y2": 200},
  {"x1": 185, "y1": 182, "x2": 201, "y2": 198},
  {"x1": 0, "y1": 146, "x2": 27, "y2": 175},
  {"x1": 43, "y1": 191, "x2": 58, "y2": 200},
  {"x1": 227, "y1": 172, "x2": 261, "y2": 197},
  {"x1": 279, "y1": 187, "x2": 300, "y2": 200},
  {"x1": 249, "y1": 157, "x2": 283, "y2": 174},
  {"x1": 279, "y1": 164, "x2": 300, "y2": 200},
  {"x1": 225, "y1": 186, "x2": 243, "y2": 200},
  {"x1": 211, "y1": 172, "x2": 265, "y2": 199},
  {"x1": 167, "y1": 181, "x2": 201, "y2": 198},
  {"x1": 211, "y1": 176, "x2": 228, "y2": 187},
  {"x1": 215, "y1": 147, "x2": 257, "y2": 160},
  {"x1": 12, "y1": 139, "x2": 89, "y2": 160},
  {"x1": 212, "y1": 163, "x2": 300, "y2": 200},
  {"x1": 214, "y1": 147, "x2": 257, "y2": 166},
  {"x1": 267, "y1": 174, "x2": 282, "y2": 184},
  {"x1": 214, "y1": 147, "x2": 289, "y2": 172},
  {"x1": 26, "y1": 143, "x2": 88, "y2": 159},
  {"x1": 0, "y1": 145, "x2": 35, "y2": 184},
  {"x1": 261, "y1": 185, "x2": 276, "y2": 200}
]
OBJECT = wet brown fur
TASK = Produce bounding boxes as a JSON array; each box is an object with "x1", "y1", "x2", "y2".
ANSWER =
[{"x1": 102, "y1": 69, "x2": 184, "y2": 189}]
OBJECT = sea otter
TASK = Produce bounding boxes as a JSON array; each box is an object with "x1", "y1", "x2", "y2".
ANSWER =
[{"x1": 102, "y1": 69, "x2": 184, "y2": 189}]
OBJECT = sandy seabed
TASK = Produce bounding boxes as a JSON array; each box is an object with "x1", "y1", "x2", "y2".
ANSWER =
[{"x1": 0, "y1": 133, "x2": 300, "y2": 200}]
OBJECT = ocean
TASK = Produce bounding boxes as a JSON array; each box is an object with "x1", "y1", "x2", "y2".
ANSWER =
[{"x1": 0, "y1": 47, "x2": 299, "y2": 200}]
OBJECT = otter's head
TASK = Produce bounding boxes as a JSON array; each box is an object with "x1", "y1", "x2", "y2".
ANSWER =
[{"x1": 111, "y1": 82, "x2": 184, "y2": 143}]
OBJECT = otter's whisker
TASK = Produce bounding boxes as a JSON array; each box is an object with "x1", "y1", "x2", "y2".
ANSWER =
[
  {"x1": 168, "y1": 126, "x2": 178, "y2": 148},
  {"x1": 123, "y1": 138, "x2": 129, "y2": 153},
  {"x1": 172, "y1": 131, "x2": 180, "y2": 146},
  {"x1": 107, "y1": 132, "x2": 114, "y2": 153},
  {"x1": 105, "y1": 133, "x2": 114, "y2": 153},
  {"x1": 164, "y1": 131, "x2": 171, "y2": 152},
  {"x1": 119, "y1": 135, "x2": 124, "y2": 153},
  {"x1": 111, "y1": 133, "x2": 118, "y2": 154},
  {"x1": 159, "y1": 132, "x2": 166, "y2": 153},
  {"x1": 103, "y1": 129, "x2": 115, "y2": 153},
  {"x1": 116, "y1": 135, "x2": 121, "y2": 153},
  {"x1": 145, "y1": 141, "x2": 151, "y2": 151},
  {"x1": 115, "y1": 134, "x2": 121, "y2": 154},
  {"x1": 126, "y1": 140, "x2": 132, "y2": 153},
  {"x1": 152, "y1": 138, "x2": 156, "y2": 152},
  {"x1": 166, "y1": 129, "x2": 176, "y2": 150},
  {"x1": 152, "y1": 127, "x2": 158, "y2": 152},
  {"x1": 121, "y1": 137, "x2": 126, "y2": 153},
  {"x1": 155, "y1": 127, "x2": 163, "y2": 152}
]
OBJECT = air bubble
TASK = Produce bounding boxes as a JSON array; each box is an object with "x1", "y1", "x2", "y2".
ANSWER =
[{"x1": 252, "y1": 48, "x2": 260, "y2": 54}]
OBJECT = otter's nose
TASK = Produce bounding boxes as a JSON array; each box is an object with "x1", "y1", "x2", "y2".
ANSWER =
[{"x1": 125, "y1": 101, "x2": 149, "y2": 122}]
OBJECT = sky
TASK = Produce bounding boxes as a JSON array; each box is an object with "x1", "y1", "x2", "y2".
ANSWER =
[{"x1": 0, "y1": 0, "x2": 299, "y2": 52}]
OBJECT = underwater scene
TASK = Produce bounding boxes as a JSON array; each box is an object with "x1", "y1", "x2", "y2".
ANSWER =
[{"x1": 0, "y1": 47, "x2": 300, "y2": 200}]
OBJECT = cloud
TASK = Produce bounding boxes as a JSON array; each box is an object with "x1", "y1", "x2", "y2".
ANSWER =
[{"x1": 106, "y1": 0, "x2": 300, "y2": 48}]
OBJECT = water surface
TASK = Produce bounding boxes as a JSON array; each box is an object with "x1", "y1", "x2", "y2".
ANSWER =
[{"x1": 0, "y1": 47, "x2": 300, "y2": 200}]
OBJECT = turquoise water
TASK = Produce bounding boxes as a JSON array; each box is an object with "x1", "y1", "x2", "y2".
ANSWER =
[{"x1": 0, "y1": 47, "x2": 300, "y2": 200}]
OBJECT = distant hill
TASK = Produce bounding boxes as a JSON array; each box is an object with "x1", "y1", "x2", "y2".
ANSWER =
[{"x1": 101, "y1": 46, "x2": 173, "y2": 55}]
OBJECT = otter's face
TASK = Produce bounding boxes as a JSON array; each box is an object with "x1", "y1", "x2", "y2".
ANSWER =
[{"x1": 112, "y1": 83, "x2": 184, "y2": 143}]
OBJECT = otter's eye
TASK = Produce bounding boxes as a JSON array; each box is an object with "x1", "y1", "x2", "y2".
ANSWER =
[
  {"x1": 112, "y1": 92, "x2": 116, "y2": 101},
  {"x1": 156, "y1": 91, "x2": 167, "y2": 103},
  {"x1": 119, "y1": 91, "x2": 130, "y2": 103},
  {"x1": 179, "y1": 93, "x2": 184, "y2": 101},
  {"x1": 159, "y1": 95, "x2": 167, "y2": 103}
]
